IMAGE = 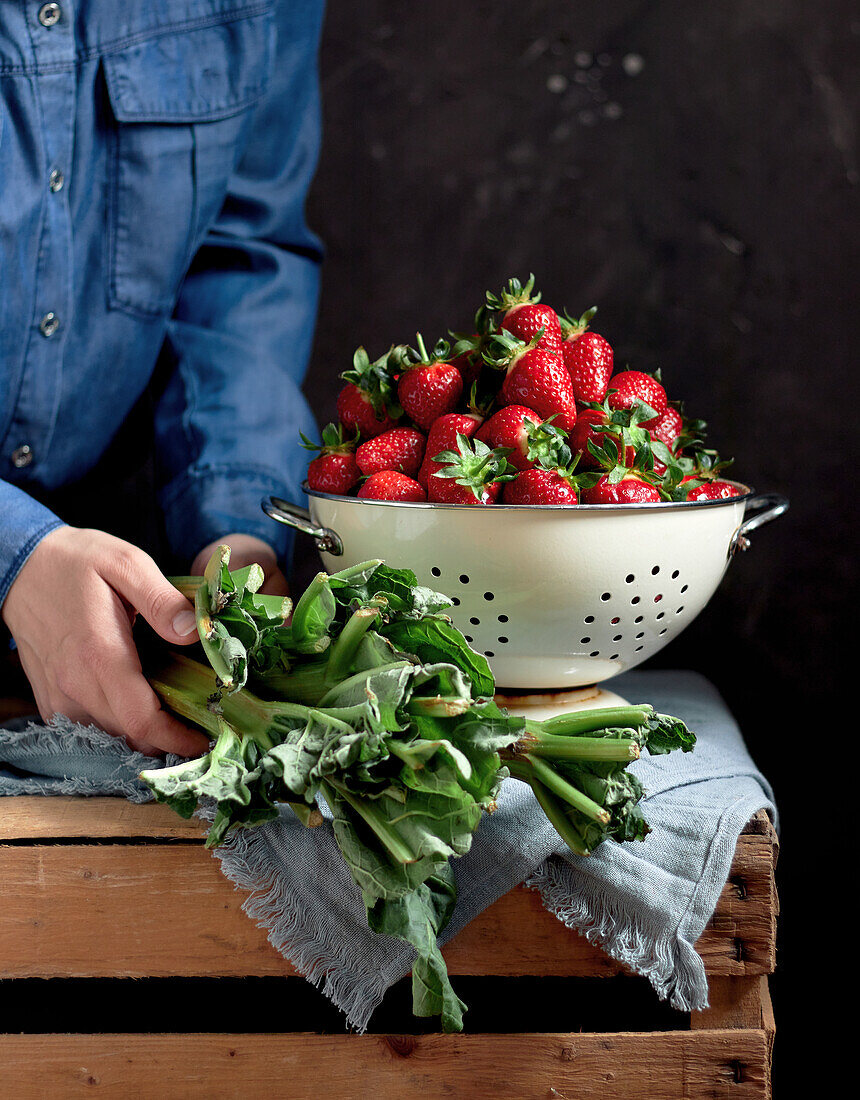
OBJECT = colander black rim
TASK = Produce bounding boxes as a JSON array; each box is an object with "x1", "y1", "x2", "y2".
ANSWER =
[{"x1": 303, "y1": 479, "x2": 755, "y2": 512}]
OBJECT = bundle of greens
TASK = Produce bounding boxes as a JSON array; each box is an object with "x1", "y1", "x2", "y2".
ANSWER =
[{"x1": 144, "y1": 549, "x2": 695, "y2": 1031}]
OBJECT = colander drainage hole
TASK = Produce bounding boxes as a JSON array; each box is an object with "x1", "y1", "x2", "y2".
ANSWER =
[
  {"x1": 656, "y1": 612, "x2": 665, "y2": 620},
  {"x1": 485, "y1": 651, "x2": 494, "y2": 658},
  {"x1": 610, "y1": 654, "x2": 619, "y2": 660},
  {"x1": 651, "y1": 566, "x2": 660, "y2": 575},
  {"x1": 635, "y1": 645, "x2": 644, "y2": 652},
  {"x1": 625, "y1": 573, "x2": 635, "y2": 583},
  {"x1": 498, "y1": 614, "x2": 508, "y2": 623},
  {"x1": 631, "y1": 596, "x2": 640, "y2": 605},
  {"x1": 613, "y1": 634, "x2": 622, "y2": 642},
  {"x1": 681, "y1": 584, "x2": 688, "y2": 593},
  {"x1": 600, "y1": 592, "x2": 611, "y2": 601},
  {"x1": 464, "y1": 635, "x2": 473, "y2": 643},
  {"x1": 580, "y1": 637, "x2": 591, "y2": 644},
  {"x1": 459, "y1": 574, "x2": 470, "y2": 584},
  {"x1": 498, "y1": 636, "x2": 508, "y2": 644},
  {"x1": 676, "y1": 606, "x2": 684, "y2": 614},
  {"x1": 483, "y1": 592, "x2": 494, "y2": 601},
  {"x1": 671, "y1": 569, "x2": 680, "y2": 579},
  {"x1": 451, "y1": 597, "x2": 460, "y2": 606},
  {"x1": 469, "y1": 617, "x2": 480, "y2": 626},
  {"x1": 610, "y1": 616, "x2": 620, "y2": 625},
  {"x1": 659, "y1": 628, "x2": 668, "y2": 636},
  {"x1": 634, "y1": 615, "x2": 643, "y2": 623},
  {"x1": 635, "y1": 631, "x2": 644, "y2": 639},
  {"x1": 654, "y1": 594, "x2": 663, "y2": 602},
  {"x1": 589, "y1": 651, "x2": 600, "y2": 657},
  {"x1": 584, "y1": 615, "x2": 595, "y2": 624},
  {"x1": 431, "y1": 567, "x2": 441, "y2": 577}
]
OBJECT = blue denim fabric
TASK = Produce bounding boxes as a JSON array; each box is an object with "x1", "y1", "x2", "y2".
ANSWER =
[{"x1": 0, "y1": 0, "x2": 324, "y2": 606}]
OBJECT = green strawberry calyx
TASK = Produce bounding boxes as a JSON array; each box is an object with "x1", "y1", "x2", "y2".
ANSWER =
[{"x1": 432, "y1": 434, "x2": 517, "y2": 499}]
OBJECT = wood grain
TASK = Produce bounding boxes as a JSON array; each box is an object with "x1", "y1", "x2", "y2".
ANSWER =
[
  {"x1": 0, "y1": 1028, "x2": 772, "y2": 1100},
  {"x1": 0, "y1": 801, "x2": 777, "y2": 981}
]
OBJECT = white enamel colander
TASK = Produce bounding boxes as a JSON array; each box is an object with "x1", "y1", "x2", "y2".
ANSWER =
[{"x1": 262, "y1": 486, "x2": 787, "y2": 691}]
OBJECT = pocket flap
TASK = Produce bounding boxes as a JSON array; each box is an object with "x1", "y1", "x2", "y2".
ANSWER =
[{"x1": 103, "y1": 8, "x2": 273, "y2": 123}]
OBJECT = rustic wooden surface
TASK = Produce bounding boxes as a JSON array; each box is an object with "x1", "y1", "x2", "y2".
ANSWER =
[
  {"x1": 0, "y1": 800, "x2": 777, "y2": 981},
  {"x1": 0, "y1": 1026, "x2": 772, "y2": 1100}
]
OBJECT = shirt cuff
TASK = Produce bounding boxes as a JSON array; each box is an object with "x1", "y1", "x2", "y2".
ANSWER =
[
  {"x1": 158, "y1": 463, "x2": 305, "y2": 569},
  {"x1": 0, "y1": 481, "x2": 66, "y2": 610}
]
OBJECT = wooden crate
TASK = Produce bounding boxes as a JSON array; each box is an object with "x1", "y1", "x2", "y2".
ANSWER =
[{"x1": 0, "y1": 795, "x2": 777, "y2": 1098}]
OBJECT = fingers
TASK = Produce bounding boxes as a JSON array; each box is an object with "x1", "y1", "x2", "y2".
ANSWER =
[
  {"x1": 97, "y1": 545, "x2": 199, "y2": 646},
  {"x1": 259, "y1": 565, "x2": 290, "y2": 597}
]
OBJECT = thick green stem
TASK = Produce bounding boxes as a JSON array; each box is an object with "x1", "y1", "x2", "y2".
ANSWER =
[
  {"x1": 518, "y1": 755, "x2": 610, "y2": 825},
  {"x1": 514, "y1": 732, "x2": 640, "y2": 762},
  {"x1": 290, "y1": 571, "x2": 330, "y2": 640},
  {"x1": 518, "y1": 772, "x2": 591, "y2": 857},
  {"x1": 326, "y1": 606, "x2": 381, "y2": 682},
  {"x1": 318, "y1": 661, "x2": 413, "y2": 708},
  {"x1": 169, "y1": 575, "x2": 204, "y2": 600},
  {"x1": 324, "y1": 779, "x2": 417, "y2": 865},
  {"x1": 149, "y1": 654, "x2": 309, "y2": 751},
  {"x1": 527, "y1": 705, "x2": 652, "y2": 738}
]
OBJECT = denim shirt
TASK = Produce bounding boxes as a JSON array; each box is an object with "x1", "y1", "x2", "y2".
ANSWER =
[{"x1": 0, "y1": 0, "x2": 324, "y2": 605}]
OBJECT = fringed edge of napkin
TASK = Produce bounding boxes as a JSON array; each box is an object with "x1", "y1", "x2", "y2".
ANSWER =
[{"x1": 212, "y1": 821, "x2": 404, "y2": 1034}]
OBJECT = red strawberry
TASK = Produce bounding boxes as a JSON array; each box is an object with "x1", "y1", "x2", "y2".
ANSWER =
[
  {"x1": 649, "y1": 406, "x2": 684, "y2": 450},
  {"x1": 418, "y1": 412, "x2": 483, "y2": 488},
  {"x1": 502, "y1": 468, "x2": 579, "y2": 505},
  {"x1": 486, "y1": 274, "x2": 562, "y2": 351},
  {"x1": 477, "y1": 406, "x2": 542, "y2": 470},
  {"x1": 397, "y1": 335, "x2": 463, "y2": 431},
  {"x1": 483, "y1": 331, "x2": 577, "y2": 428},
  {"x1": 606, "y1": 371, "x2": 667, "y2": 425},
  {"x1": 428, "y1": 433, "x2": 515, "y2": 505},
  {"x1": 302, "y1": 423, "x2": 360, "y2": 495},
  {"x1": 582, "y1": 474, "x2": 662, "y2": 505},
  {"x1": 569, "y1": 409, "x2": 636, "y2": 469},
  {"x1": 682, "y1": 477, "x2": 740, "y2": 501},
  {"x1": 559, "y1": 308, "x2": 613, "y2": 403},
  {"x1": 357, "y1": 471, "x2": 427, "y2": 502},
  {"x1": 336, "y1": 384, "x2": 397, "y2": 439},
  {"x1": 337, "y1": 346, "x2": 402, "y2": 439},
  {"x1": 356, "y1": 427, "x2": 425, "y2": 478}
]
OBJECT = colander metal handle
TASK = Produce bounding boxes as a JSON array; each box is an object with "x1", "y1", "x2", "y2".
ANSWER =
[
  {"x1": 261, "y1": 496, "x2": 344, "y2": 556},
  {"x1": 730, "y1": 492, "x2": 789, "y2": 555}
]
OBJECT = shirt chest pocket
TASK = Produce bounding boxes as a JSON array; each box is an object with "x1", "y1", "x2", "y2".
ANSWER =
[{"x1": 103, "y1": 8, "x2": 274, "y2": 318}]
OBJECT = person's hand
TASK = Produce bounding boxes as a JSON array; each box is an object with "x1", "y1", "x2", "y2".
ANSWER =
[
  {"x1": 1, "y1": 527, "x2": 210, "y2": 757},
  {"x1": 191, "y1": 533, "x2": 288, "y2": 596}
]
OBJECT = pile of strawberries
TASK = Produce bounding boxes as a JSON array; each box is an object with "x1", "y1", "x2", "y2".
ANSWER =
[{"x1": 303, "y1": 276, "x2": 740, "y2": 506}]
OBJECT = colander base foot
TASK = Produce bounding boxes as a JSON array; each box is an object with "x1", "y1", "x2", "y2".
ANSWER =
[{"x1": 495, "y1": 684, "x2": 630, "y2": 722}]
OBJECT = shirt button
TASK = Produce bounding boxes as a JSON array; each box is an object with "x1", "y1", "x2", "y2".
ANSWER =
[
  {"x1": 39, "y1": 312, "x2": 59, "y2": 337},
  {"x1": 38, "y1": 3, "x2": 62, "y2": 27},
  {"x1": 12, "y1": 445, "x2": 34, "y2": 469},
  {"x1": 49, "y1": 168, "x2": 65, "y2": 193}
]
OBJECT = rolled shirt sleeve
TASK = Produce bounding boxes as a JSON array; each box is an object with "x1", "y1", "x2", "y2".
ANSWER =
[
  {"x1": 0, "y1": 481, "x2": 65, "y2": 610},
  {"x1": 153, "y1": 0, "x2": 325, "y2": 566}
]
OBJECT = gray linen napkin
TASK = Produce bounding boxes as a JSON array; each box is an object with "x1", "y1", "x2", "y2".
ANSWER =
[{"x1": 0, "y1": 669, "x2": 774, "y2": 1031}]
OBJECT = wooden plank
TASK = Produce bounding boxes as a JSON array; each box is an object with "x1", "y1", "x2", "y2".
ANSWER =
[
  {"x1": 690, "y1": 975, "x2": 764, "y2": 1031},
  {"x1": 0, "y1": 1030, "x2": 772, "y2": 1100},
  {"x1": 0, "y1": 797, "x2": 206, "y2": 840},
  {"x1": 0, "y1": 823, "x2": 776, "y2": 979}
]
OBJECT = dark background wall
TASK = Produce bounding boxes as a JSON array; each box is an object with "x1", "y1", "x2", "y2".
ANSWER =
[{"x1": 300, "y1": 0, "x2": 857, "y2": 1083}]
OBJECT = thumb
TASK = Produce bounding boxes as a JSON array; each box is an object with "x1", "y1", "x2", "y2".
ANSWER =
[{"x1": 102, "y1": 548, "x2": 200, "y2": 645}]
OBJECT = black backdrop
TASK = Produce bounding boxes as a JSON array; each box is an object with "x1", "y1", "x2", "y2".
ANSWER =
[{"x1": 299, "y1": 0, "x2": 857, "y2": 1084}]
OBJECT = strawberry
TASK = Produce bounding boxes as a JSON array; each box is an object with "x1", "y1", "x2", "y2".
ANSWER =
[
  {"x1": 606, "y1": 371, "x2": 667, "y2": 425},
  {"x1": 428, "y1": 433, "x2": 516, "y2": 505},
  {"x1": 397, "y1": 335, "x2": 463, "y2": 431},
  {"x1": 486, "y1": 274, "x2": 562, "y2": 351},
  {"x1": 417, "y1": 412, "x2": 484, "y2": 488},
  {"x1": 482, "y1": 330, "x2": 577, "y2": 428},
  {"x1": 337, "y1": 346, "x2": 403, "y2": 439},
  {"x1": 357, "y1": 471, "x2": 427, "y2": 502},
  {"x1": 559, "y1": 307, "x2": 613, "y2": 403},
  {"x1": 502, "y1": 467, "x2": 579, "y2": 505},
  {"x1": 301, "y1": 423, "x2": 360, "y2": 495},
  {"x1": 582, "y1": 473, "x2": 662, "y2": 504},
  {"x1": 649, "y1": 405, "x2": 684, "y2": 451},
  {"x1": 478, "y1": 406, "x2": 575, "y2": 473},
  {"x1": 569, "y1": 408, "x2": 639, "y2": 469},
  {"x1": 356, "y1": 427, "x2": 425, "y2": 478},
  {"x1": 682, "y1": 477, "x2": 741, "y2": 501}
]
